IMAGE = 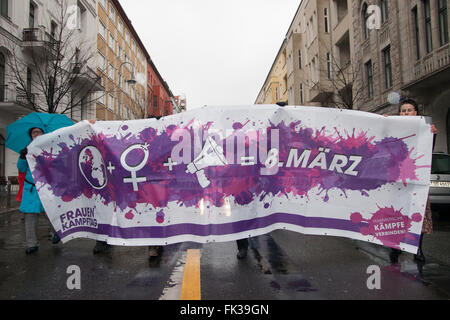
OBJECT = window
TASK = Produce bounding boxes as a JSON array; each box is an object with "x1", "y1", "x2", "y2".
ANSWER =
[
  {"x1": 383, "y1": 46, "x2": 392, "y2": 89},
  {"x1": 308, "y1": 16, "x2": 314, "y2": 45},
  {"x1": 29, "y1": 2, "x2": 36, "y2": 28},
  {"x1": 99, "y1": 0, "x2": 106, "y2": 10},
  {"x1": 108, "y1": 94, "x2": 114, "y2": 110},
  {"x1": 108, "y1": 32, "x2": 115, "y2": 51},
  {"x1": 109, "y1": 3, "x2": 115, "y2": 21},
  {"x1": 98, "y1": 52, "x2": 105, "y2": 71},
  {"x1": 380, "y1": 0, "x2": 388, "y2": 23},
  {"x1": 50, "y1": 21, "x2": 58, "y2": 39},
  {"x1": 118, "y1": 19, "x2": 123, "y2": 35},
  {"x1": 0, "y1": 52, "x2": 5, "y2": 101},
  {"x1": 365, "y1": 60, "x2": 373, "y2": 99},
  {"x1": 74, "y1": 48, "x2": 80, "y2": 64},
  {"x1": 424, "y1": 0, "x2": 433, "y2": 53},
  {"x1": 324, "y1": 8, "x2": 329, "y2": 33},
  {"x1": 362, "y1": 3, "x2": 369, "y2": 40},
  {"x1": 311, "y1": 56, "x2": 318, "y2": 84},
  {"x1": 98, "y1": 92, "x2": 105, "y2": 105},
  {"x1": 0, "y1": 0, "x2": 9, "y2": 18},
  {"x1": 438, "y1": 0, "x2": 449, "y2": 46},
  {"x1": 412, "y1": 6, "x2": 421, "y2": 60},
  {"x1": 125, "y1": 30, "x2": 129, "y2": 43},
  {"x1": 108, "y1": 63, "x2": 114, "y2": 80},
  {"x1": 77, "y1": 2, "x2": 86, "y2": 31},
  {"x1": 27, "y1": 67, "x2": 32, "y2": 94},
  {"x1": 326, "y1": 52, "x2": 332, "y2": 79},
  {"x1": 118, "y1": 45, "x2": 122, "y2": 59},
  {"x1": 99, "y1": 20, "x2": 106, "y2": 39},
  {"x1": 300, "y1": 83, "x2": 304, "y2": 104},
  {"x1": 298, "y1": 50, "x2": 302, "y2": 69}
]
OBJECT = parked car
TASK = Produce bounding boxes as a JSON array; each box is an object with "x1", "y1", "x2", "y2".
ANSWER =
[{"x1": 429, "y1": 153, "x2": 450, "y2": 216}]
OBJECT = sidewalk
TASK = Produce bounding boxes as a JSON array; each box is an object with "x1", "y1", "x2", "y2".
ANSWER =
[{"x1": 0, "y1": 191, "x2": 19, "y2": 215}]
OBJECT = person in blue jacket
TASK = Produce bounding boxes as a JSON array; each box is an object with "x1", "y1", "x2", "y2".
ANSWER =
[{"x1": 18, "y1": 127, "x2": 60, "y2": 254}]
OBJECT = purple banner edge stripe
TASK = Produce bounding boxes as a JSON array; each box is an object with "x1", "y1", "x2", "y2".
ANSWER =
[{"x1": 58, "y1": 212, "x2": 421, "y2": 246}]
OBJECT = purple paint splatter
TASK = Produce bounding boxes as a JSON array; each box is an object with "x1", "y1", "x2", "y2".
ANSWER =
[{"x1": 31, "y1": 120, "x2": 428, "y2": 215}]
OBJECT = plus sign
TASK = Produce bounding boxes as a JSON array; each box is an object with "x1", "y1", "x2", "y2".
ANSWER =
[
  {"x1": 123, "y1": 172, "x2": 146, "y2": 192},
  {"x1": 164, "y1": 157, "x2": 178, "y2": 171},
  {"x1": 107, "y1": 162, "x2": 115, "y2": 175}
]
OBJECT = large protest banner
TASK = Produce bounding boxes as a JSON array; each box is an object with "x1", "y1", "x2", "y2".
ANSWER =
[{"x1": 27, "y1": 105, "x2": 433, "y2": 254}]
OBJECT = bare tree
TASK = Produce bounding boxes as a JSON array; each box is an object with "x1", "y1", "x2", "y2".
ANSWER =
[
  {"x1": 308, "y1": 41, "x2": 367, "y2": 110},
  {"x1": 1, "y1": 0, "x2": 102, "y2": 115},
  {"x1": 134, "y1": 96, "x2": 148, "y2": 119}
]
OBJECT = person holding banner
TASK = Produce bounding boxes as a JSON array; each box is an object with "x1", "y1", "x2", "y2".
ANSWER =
[
  {"x1": 17, "y1": 127, "x2": 60, "y2": 254},
  {"x1": 389, "y1": 99, "x2": 437, "y2": 264}
]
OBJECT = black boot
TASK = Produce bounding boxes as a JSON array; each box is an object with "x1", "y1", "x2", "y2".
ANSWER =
[
  {"x1": 236, "y1": 239, "x2": 249, "y2": 259},
  {"x1": 93, "y1": 241, "x2": 111, "y2": 254},
  {"x1": 25, "y1": 246, "x2": 39, "y2": 254},
  {"x1": 389, "y1": 248, "x2": 401, "y2": 264},
  {"x1": 52, "y1": 233, "x2": 60, "y2": 244},
  {"x1": 414, "y1": 248, "x2": 425, "y2": 263}
]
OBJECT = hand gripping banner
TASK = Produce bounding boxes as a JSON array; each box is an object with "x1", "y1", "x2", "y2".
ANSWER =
[{"x1": 27, "y1": 105, "x2": 433, "y2": 254}]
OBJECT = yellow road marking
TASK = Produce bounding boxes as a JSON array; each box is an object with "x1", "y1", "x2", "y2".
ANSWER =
[{"x1": 180, "y1": 249, "x2": 201, "y2": 300}]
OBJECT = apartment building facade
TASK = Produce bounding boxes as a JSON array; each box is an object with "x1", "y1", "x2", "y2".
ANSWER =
[
  {"x1": 353, "y1": 0, "x2": 450, "y2": 152},
  {"x1": 0, "y1": 0, "x2": 100, "y2": 177},
  {"x1": 255, "y1": 41, "x2": 288, "y2": 105},
  {"x1": 148, "y1": 58, "x2": 174, "y2": 117},
  {"x1": 96, "y1": 0, "x2": 148, "y2": 120},
  {"x1": 256, "y1": 0, "x2": 354, "y2": 109},
  {"x1": 96, "y1": 0, "x2": 176, "y2": 120}
]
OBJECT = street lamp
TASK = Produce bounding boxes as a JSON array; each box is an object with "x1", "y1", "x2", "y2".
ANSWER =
[{"x1": 118, "y1": 61, "x2": 136, "y2": 120}]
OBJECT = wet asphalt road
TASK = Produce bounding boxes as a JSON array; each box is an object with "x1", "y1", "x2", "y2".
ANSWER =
[{"x1": 1, "y1": 210, "x2": 450, "y2": 300}]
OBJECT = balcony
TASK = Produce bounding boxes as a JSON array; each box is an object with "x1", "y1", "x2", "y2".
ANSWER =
[
  {"x1": 0, "y1": 85, "x2": 35, "y2": 115},
  {"x1": 22, "y1": 27, "x2": 59, "y2": 60},
  {"x1": 309, "y1": 82, "x2": 333, "y2": 103},
  {"x1": 71, "y1": 63, "x2": 104, "y2": 93},
  {"x1": 332, "y1": 0, "x2": 348, "y2": 27},
  {"x1": 404, "y1": 44, "x2": 450, "y2": 91}
]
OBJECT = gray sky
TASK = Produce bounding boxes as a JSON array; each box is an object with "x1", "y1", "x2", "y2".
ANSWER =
[{"x1": 120, "y1": 0, "x2": 301, "y2": 110}]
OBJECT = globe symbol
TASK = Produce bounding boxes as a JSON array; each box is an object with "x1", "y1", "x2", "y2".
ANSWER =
[{"x1": 79, "y1": 146, "x2": 107, "y2": 190}]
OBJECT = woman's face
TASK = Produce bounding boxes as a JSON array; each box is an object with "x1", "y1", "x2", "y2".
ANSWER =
[
  {"x1": 399, "y1": 103, "x2": 418, "y2": 116},
  {"x1": 30, "y1": 128, "x2": 43, "y2": 140}
]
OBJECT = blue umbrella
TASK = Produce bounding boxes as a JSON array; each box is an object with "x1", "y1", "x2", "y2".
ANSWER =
[{"x1": 6, "y1": 113, "x2": 75, "y2": 153}]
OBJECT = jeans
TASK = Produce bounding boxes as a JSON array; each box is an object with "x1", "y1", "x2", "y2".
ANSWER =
[{"x1": 24, "y1": 213, "x2": 39, "y2": 248}]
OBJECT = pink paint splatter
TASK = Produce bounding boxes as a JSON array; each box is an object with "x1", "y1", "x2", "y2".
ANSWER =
[
  {"x1": 397, "y1": 148, "x2": 430, "y2": 186},
  {"x1": 156, "y1": 210, "x2": 165, "y2": 224},
  {"x1": 125, "y1": 211, "x2": 134, "y2": 220},
  {"x1": 350, "y1": 206, "x2": 423, "y2": 249}
]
